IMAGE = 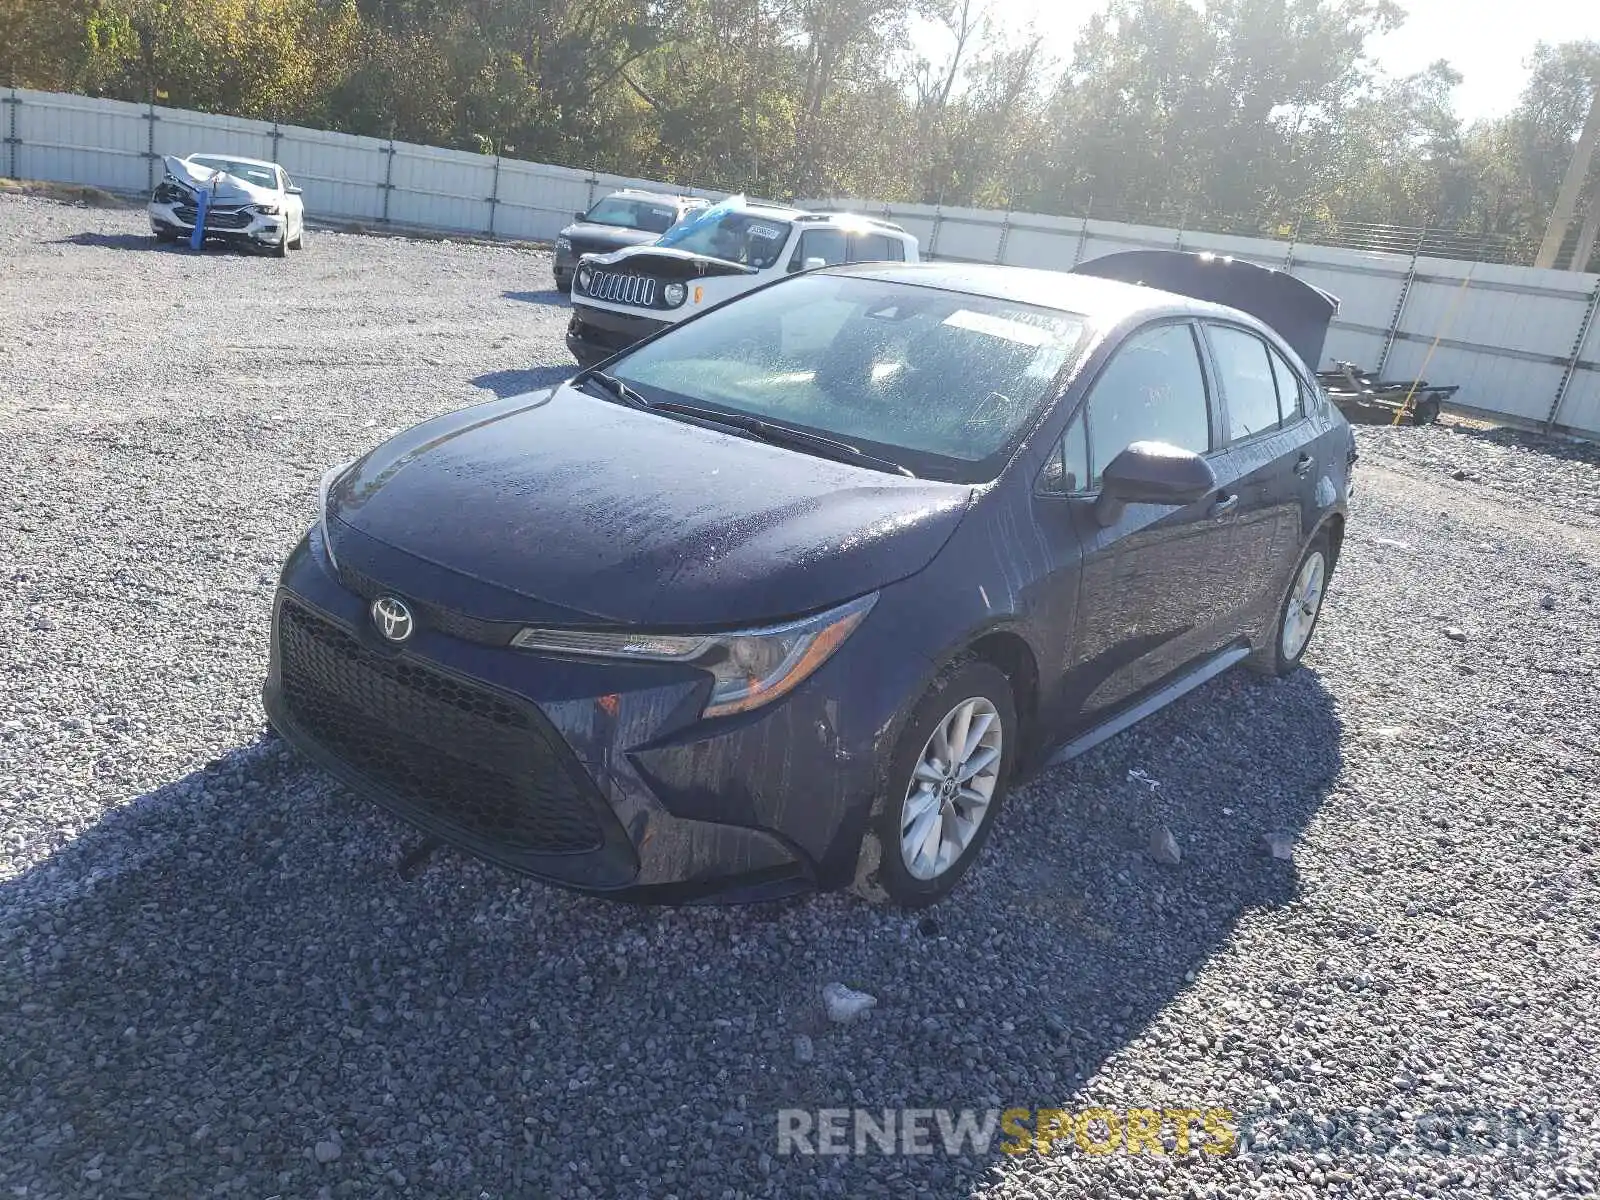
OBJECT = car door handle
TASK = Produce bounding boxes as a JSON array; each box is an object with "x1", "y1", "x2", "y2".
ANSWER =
[
  {"x1": 1294, "y1": 454, "x2": 1316, "y2": 477},
  {"x1": 1210, "y1": 493, "x2": 1239, "y2": 517}
]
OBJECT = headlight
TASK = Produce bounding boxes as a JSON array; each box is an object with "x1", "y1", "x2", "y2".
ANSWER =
[
  {"x1": 575, "y1": 264, "x2": 593, "y2": 293},
  {"x1": 556, "y1": 236, "x2": 572, "y2": 251},
  {"x1": 662, "y1": 282, "x2": 687, "y2": 307},
  {"x1": 511, "y1": 593, "x2": 877, "y2": 718},
  {"x1": 318, "y1": 458, "x2": 357, "y2": 572},
  {"x1": 253, "y1": 202, "x2": 283, "y2": 216}
]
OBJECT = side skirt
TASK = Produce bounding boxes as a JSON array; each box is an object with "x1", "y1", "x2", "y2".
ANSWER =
[{"x1": 1043, "y1": 645, "x2": 1251, "y2": 767}]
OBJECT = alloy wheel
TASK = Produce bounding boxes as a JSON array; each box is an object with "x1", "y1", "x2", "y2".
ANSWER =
[
  {"x1": 1280, "y1": 549, "x2": 1327, "y2": 661},
  {"x1": 899, "y1": 696, "x2": 1003, "y2": 881}
]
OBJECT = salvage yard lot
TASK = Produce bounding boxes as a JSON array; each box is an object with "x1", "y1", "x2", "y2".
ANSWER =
[{"x1": 2, "y1": 196, "x2": 1599, "y2": 1199}]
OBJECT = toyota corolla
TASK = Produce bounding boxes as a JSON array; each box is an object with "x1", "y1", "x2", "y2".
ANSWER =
[{"x1": 263, "y1": 252, "x2": 1354, "y2": 906}]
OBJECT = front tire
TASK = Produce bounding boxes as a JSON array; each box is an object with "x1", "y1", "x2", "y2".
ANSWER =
[
  {"x1": 1248, "y1": 530, "x2": 1332, "y2": 677},
  {"x1": 854, "y1": 659, "x2": 1017, "y2": 908},
  {"x1": 290, "y1": 219, "x2": 304, "y2": 250}
]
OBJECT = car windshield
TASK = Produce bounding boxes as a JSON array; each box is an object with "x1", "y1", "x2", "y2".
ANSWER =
[
  {"x1": 583, "y1": 197, "x2": 682, "y2": 234},
  {"x1": 655, "y1": 212, "x2": 793, "y2": 269},
  {"x1": 190, "y1": 158, "x2": 278, "y2": 189},
  {"x1": 610, "y1": 275, "x2": 1091, "y2": 482}
]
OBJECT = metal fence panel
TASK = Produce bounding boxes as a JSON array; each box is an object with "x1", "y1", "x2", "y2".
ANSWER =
[
  {"x1": 278, "y1": 125, "x2": 388, "y2": 223},
  {"x1": 388, "y1": 142, "x2": 494, "y2": 234},
  {"x1": 13, "y1": 88, "x2": 147, "y2": 193},
  {"x1": 152, "y1": 104, "x2": 276, "y2": 167}
]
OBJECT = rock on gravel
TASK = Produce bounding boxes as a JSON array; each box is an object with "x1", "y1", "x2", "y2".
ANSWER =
[
  {"x1": 1147, "y1": 824, "x2": 1182, "y2": 865},
  {"x1": 3, "y1": 196, "x2": 1599, "y2": 1200},
  {"x1": 822, "y1": 982, "x2": 878, "y2": 1024}
]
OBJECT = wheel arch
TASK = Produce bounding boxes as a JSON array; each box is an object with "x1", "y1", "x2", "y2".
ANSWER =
[{"x1": 961, "y1": 627, "x2": 1042, "y2": 759}]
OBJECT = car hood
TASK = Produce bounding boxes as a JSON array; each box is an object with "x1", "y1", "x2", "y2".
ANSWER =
[
  {"x1": 582, "y1": 245, "x2": 756, "y2": 279},
  {"x1": 161, "y1": 155, "x2": 277, "y2": 206},
  {"x1": 328, "y1": 386, "x2": 972, "y2": 627},
  {"x1": 561, "y1": 222, "x2": 661, "y2": 249}
]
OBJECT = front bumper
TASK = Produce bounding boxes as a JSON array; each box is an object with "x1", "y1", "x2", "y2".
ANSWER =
[
  {"x1": 565, "y1": 303, "x2": 671, "y2": 365},
  {"x1": 262, "y1": 528, "x2": 920, "y2": 903},
  {"x1": 149, "y1": 200, "x2": 286, "y2": 248}
]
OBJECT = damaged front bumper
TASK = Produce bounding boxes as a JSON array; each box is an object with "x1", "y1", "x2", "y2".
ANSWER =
[
  {"x1": 261, "y1": 527, "x2": 915, "y2": 903},
  {"x1": 149, "y1": 200, "x2": 287, "y2": 249}
]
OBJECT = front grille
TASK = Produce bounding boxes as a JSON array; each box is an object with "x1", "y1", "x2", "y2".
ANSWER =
[
  {"x1": 583, "y1": 270, "x2": 658, "y2": 307},
  {"x1": 173, "y1": 205, "x2": 253, "y2": 230},
  {"x1": 336, "y1": 564, "x2": 518, "y2": 647},
  {"x1": 277, "y1": 599, "x2": 608, "y2": 860}
]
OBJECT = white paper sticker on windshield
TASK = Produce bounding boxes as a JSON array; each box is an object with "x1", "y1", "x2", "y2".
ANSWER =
[
  {"x1": 747, "y1": 223, "x2": 785, "y2": 240},
  {"x1": 942, "y1": 309, "x2": 1056, "y2": 346}
]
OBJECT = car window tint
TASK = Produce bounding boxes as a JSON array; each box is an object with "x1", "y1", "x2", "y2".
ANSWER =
[
  {"x1": 1267, "y1": 345, "x2": 1305, "y2": 422},
  {"x1": 1083, "y1": 323, "x2": 1210, "y2": 485},
  {"x1": 791, "y1": 229, "x2": 848, "y2": 270},
  {"x1": 1210, "y1": 326, "x2": 1282, "y2": 441},
  {"x1": 851, "y1": 234, "x2": 898, "y2": 263}
]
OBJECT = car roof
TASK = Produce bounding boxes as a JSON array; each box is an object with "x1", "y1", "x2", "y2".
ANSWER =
[
  {"x1": 609, "y1": 189, "x2": 705, "y2": 206},
  {"x1": 824, "y1": 261, "x2": 1251, "y2": 325},
  {"x1": 188, "y1": 153, "x2": 281, "y2": 170}
]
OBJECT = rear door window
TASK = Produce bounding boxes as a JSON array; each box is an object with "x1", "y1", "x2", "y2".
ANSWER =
[
  {"x1": 789, "y1": 229, "x2": 849, "y2": 271},
  {"x1": 1208, "y1": 325, "x2": 1282, "y2": 442},
  {"x1": 850, "y1": 234, "x2": 903, "y2": 263},
  {"x1": 1267, "y1": 345, "x2": 1306, "y2": 422}
]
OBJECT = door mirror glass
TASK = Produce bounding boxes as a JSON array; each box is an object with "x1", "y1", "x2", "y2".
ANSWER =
[{"x1": 1094, "y1": 441, "x2": 1216, "y2": 526}]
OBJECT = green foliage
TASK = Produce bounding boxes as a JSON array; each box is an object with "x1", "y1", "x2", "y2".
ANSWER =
[{"x1": 2, "y1": 0, "x2": 1596, "y2": 262}]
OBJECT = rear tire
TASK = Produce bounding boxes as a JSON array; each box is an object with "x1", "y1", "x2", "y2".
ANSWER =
[
  {"x1": 1248, "y1": 530, "x2": 1332, "y2": 677},
  {"x1": 852, "y1": 659, "x2": 1017, "y2": 908},
  {"x1": 153, "y1": 228, "x2": 177, "y2": 245}
]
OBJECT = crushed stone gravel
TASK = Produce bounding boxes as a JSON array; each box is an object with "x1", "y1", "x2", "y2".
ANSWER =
[{"x1": 2, "y1": 197, "x2": 1598, "y2": 1199}]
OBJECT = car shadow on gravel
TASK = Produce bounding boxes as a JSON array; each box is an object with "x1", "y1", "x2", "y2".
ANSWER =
[
  {"x1": 0, "y1": 667, "x2": 1341, "y2": 1198},
  {"x1": 471, "y1": 364, "x2": 574, "y2": 398},
  {"x1": 53, "y1": 231, "x2": 175, "y2": 252},
  {"x1": 53, "y1": 231, "x2": 261, "y2": 255},
  {"x1": 504, "y1": 288, "x2": 569, "y2": 308},
  {"x1": 1440, "y1": 421, "x2": 1600, "y2": 470}
]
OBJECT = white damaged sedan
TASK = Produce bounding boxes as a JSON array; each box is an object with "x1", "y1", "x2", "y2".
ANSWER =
[{"x1": 148, "y1": 154, "x2": 306, "y2": 256}]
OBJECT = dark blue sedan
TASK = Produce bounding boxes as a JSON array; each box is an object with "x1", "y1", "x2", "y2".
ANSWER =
[{"x1": 263, "y1": 252, "x2": 1355, "y2": 906}]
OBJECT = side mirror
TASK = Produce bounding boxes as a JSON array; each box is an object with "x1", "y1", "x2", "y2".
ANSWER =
[
  {"x1": 574, "y1": 210, "x2": 586, "y2": 221},
  {"x1": 1094, "y1": 441, "x2": 1216, "y2": 527},
  {"x1": 803, "y1": 256, "x2": 827, "y2": 272},
  {"x1": 286, "y1": 185, "x2": 302, "y2": 196}
]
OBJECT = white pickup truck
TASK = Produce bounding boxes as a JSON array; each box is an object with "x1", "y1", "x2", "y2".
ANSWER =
[{"x1": 564, "y1": 195, "x2": 920, "y2": 366}]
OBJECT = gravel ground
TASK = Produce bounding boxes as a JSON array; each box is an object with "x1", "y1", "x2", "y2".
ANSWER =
[{"x1": 2, "y1": 196, "x2": 1598, "y2": 1200}]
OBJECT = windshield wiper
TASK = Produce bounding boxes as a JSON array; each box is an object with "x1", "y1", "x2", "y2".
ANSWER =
[
  {"x1": 656, "y1": 403, "x2": 915, "y2": 477},
  {"x1": 571, "y1": 368, "x2": 650, "y2": 410},
  {"x1": 572, "y1": 371, "x2": 915, "y2": 477}
]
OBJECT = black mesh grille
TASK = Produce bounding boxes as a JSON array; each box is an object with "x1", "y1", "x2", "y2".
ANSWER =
[
  {"x1": 277, "y1": 599, "x2": 607, "y2": 859},
  {"x1": 174, "y1": 205, "x2": 252, "y2": 230},
  {"x1": 336, "y1": 565, "x2": 518, "y2": 647}
]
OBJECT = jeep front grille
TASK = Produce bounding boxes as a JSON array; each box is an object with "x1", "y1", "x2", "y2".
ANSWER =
[{"x1": 584, "y1": 271, "x2": 658, "y2": 307}]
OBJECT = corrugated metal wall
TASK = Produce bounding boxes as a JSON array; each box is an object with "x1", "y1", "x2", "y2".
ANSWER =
[{"x1": 4, "y1": 87, "x2": 1596, "y2": 436}]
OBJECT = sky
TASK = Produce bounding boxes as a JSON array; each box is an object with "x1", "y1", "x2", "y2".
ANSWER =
[{"x1": 917, "y1": 0, "x2": 1598, "y2": 123}]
